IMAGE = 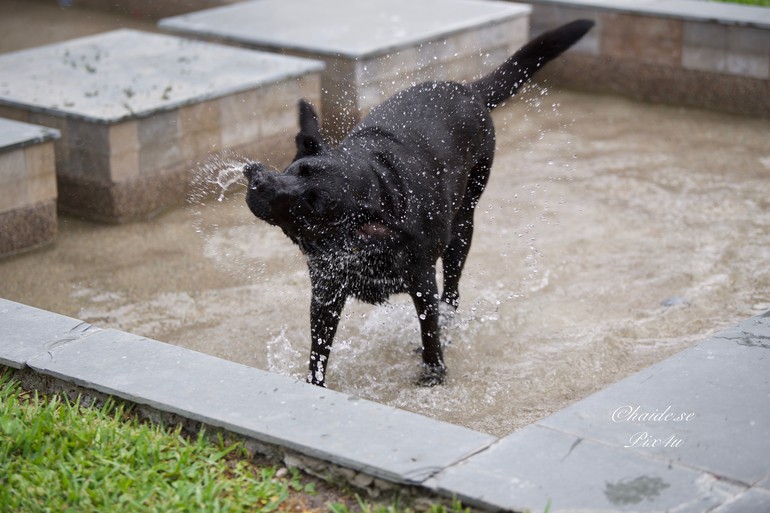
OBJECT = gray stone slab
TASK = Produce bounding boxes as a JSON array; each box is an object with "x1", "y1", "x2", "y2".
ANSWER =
[
  {"x1": 0, "y1": 118, "x2": 60, "y2": 152},
  {"x1": 536, "y1": 318, "x2": 770, "y2": 486},
  {"x1": 26, "y1": 328, "x2": 495, "y2": 484},
  {"x1": 0, "y1": 298, "x2": 96, "y2": 369},
  {"x1": 428, "y1": 424, "x2": 738, "y2": 513},
  {"x1": 711, "y1": 487, "x2": 770, "y2": 513},
  {"x1": 160, "y1": 0, "x2": 530, "y2": 58},
  {"x1": 0, "y1": 29, "x2": 323, "y2": 123}
]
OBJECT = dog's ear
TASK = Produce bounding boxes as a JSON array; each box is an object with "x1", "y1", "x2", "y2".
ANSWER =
[{"x1": 294, "y1": 99, "x2": 329, "y2": 160}]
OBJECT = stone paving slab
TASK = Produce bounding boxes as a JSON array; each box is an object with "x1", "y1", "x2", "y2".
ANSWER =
[
  {"x1": 0, "y1": 298, "x2": 96, "y2": 369},
  {"x1": 711, "y1": 487, "x2": 770, "y2": 513},
  {"x1": 427, "y1": 423, "x2": 737, "y2": 513},
  {"x1": 0, "y1": 117, "x2": 59, "y2": 152},
  {"x1": 537, "y1": 317, "x2": 770, "y2": 486},
  {"x1": 24, "y1": 326, "x2": 495, "y2": 484}
]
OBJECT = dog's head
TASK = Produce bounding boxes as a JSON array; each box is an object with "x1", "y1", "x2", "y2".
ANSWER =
[{"x1": 244, "y1": 100, "x2": 397, "y2": 250}]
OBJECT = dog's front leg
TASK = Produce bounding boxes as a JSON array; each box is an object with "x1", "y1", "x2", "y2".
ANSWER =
[
  {"x1": 411, "y1": 267, "x2": 447, "y2": 386},
  {"x1": 307, "y1": 289, "x2": 346, "y2": 387}
]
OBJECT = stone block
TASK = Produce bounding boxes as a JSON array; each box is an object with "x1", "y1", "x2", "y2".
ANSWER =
[
  {"x1": 0, "y1": 149, "x2": 27, "y2": 213},
  {"x1": 0, "y1": 118, "x2": 60, "y2": 256},
  {"x1": 0, "y1": 200, "x2": 57, "y2": 257},
  {"x1": 725, "y1": 25, "x2": 770, "y2": 79},
  {"x1": 160, "y1": 0, "x2": 530, "y2": 142},
  {"x1": 218, "y1": 89, "x2": 262, "y2": 149},
  {"x1": 25, "y1": 327, "x2": 496, "y2": 484},
  {"x1": 682, "y1": 22, "x2": 770, "y2": 78},
  {"x1": 0, "y1": 29, "x2": 323, "y2": 221},
  {"x1": 531, "y1": 4, "x2": 601, "y2": 55},
  {"x1": 601, "y1": 12, "x2": 683, "y2": 67},
  {"x1": 24, "y1": 145, "x2": 58, "y2": 204}
]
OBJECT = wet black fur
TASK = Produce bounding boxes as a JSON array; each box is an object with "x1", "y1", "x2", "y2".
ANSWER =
[{"x1": 244, "y1": 20, "x2": 594, "y2": 387}]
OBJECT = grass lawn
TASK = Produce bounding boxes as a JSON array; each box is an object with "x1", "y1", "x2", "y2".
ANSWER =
[{"x1": 0, "y1": 370, "x2": 466, "y2": 513}]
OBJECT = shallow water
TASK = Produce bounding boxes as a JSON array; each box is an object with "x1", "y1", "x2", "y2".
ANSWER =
[{"x1": 2, "y1": 89, "x2": 769, "y2": 437}]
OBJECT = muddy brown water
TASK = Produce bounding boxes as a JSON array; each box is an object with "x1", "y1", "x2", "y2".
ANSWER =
[{"x1": 2, "y1": 88, "x2": 769, "y2": 437}]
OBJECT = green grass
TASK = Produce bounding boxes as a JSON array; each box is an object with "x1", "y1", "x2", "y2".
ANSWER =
[
  {"x1": 0, "y1": 372, "x2": 314, "y2": 512},
  {"x1": 0, "y1": 371, "x2": 472, "y2": 513}
]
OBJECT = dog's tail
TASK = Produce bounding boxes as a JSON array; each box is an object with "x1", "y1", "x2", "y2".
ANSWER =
[{"x1": 470, "y1": 19, "x2": 594, "y2": 110}]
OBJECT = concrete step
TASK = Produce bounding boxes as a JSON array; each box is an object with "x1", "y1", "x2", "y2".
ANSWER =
[
  {"x1": 0, "y1": 29, "x2": 323, "y2": 222},
  {"x1": 0, "y1": 118, "x2": 60, "y2": 256},
  {"x1": 160, "y1": 0, "x2": 531, "y2": 142}
]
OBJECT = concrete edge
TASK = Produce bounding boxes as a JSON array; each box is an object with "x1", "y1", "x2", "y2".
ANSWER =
[
  {"x1": 2, "y1": 296, "x2": 769, "y2": 511},
  {"x1": 0, "y1": 298, "x2": 496, "y2": 494}
]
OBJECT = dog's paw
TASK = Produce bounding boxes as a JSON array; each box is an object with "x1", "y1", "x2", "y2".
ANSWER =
[
  {"x1": 306, "y1": 372, "x2": 328, "y2": 388},
  {"x1": 417, "y1": 363, "x2": 446, "y2": 387}
]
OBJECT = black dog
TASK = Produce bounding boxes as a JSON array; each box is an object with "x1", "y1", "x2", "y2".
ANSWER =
[{"x1": 244, "y1": 20, "x2": 594, "y2": 387}]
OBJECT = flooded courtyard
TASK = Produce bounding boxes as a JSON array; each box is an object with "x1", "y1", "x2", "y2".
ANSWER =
[{"x1": 2, "y1": 87, "x2": 769, "y2": 437}]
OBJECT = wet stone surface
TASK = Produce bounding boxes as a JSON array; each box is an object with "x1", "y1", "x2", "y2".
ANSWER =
[
  {"x1": 428, "y1": 424, "x2": 736, "y2": 512},
  {"x1": 0, "y1": 117, "x2": 59, "y2": 151},
  {"x1": 538, "y1": 332, "x2": 770, "y2": 486},
  {"x1": 0, "y1": 29, "x2": 322, "y2": 122},
  {"x1": 0, "y1": 298, "x2": 94, "y2": 369}
]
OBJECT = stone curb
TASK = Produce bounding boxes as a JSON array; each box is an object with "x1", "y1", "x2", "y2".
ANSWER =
[{"x1": 2, "y1": 297, "x2": 769, "y2": 512}]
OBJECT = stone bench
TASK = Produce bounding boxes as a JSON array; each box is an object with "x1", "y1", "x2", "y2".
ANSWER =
[
  {"x1": 0, "y1": 29, "x2": 323, "y2": 222},
  {"x1": 160, "y1": 0, "x2": 531, "y2": 143},
  {"x1": 525, "y1": 0, "x2": 770, "y2": 118},
  {"x1": 0, "y1": 118, "x2": 59, "y2": 257},
  {"x1": 58, "y1": 0, "x2": 245, "y2": 19}
]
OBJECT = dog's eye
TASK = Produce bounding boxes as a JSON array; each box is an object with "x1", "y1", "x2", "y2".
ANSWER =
[
  {"x1": 303, "y1": 190, "x2": 337, "y2": 217},
  {"x1": 304, "y1": 190, "x2": 324, "y2": 212}
]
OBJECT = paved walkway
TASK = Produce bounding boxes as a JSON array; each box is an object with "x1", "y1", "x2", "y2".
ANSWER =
[{"x1": 1, "y1": 297, "x2": 768, "y2": 512}]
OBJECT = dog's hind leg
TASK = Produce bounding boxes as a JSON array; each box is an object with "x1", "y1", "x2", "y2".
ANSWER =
[{"x1": 441, "y1": 159, "x2": 492, "y2": 312}]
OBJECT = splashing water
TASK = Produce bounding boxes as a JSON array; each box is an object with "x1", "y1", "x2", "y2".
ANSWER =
[
  {"x1": 187, "y1": 150, "x2": 281, "y2": 281},
  {"x1": 188, "y1": 150, "x2": 250, "y2": 204}
]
